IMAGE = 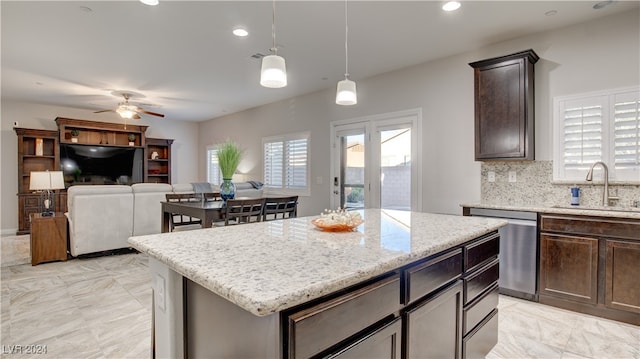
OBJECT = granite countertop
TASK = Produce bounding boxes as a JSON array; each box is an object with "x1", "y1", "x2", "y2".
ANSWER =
[
  {"x1": 460, "y1": 203, "x2": 640, "y2": 220},
  {"x1": 128, "y1": 209, "x2": 506, "y2": 317}
]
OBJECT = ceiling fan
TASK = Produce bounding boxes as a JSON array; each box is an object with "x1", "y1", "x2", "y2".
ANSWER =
[{"x1": 94, "y1": 92, "x2": 165, "y2": 119}]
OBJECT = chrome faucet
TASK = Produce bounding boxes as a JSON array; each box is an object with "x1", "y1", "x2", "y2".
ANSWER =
[{"x1": 585, "y1": 161, "x2": 617, "y2": 206}]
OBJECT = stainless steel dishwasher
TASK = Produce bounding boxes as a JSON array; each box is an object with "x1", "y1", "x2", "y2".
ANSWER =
[{"x1": 469, "y1": 208, "x2": 538, "y2": 301}]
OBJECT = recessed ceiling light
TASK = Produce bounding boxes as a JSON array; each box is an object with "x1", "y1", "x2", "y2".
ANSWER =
[
  {"x1": 233, "y1": 27, "x2": 249, "y2": 37},
  {"x1": 140, "y1": 0, "x2": 159, "y2": 6},
  {"x1": 593, "y1": 0, "x2": 615, "y2": 10},
  {"x1": 442, "y1": 1, "x2": 461, "y2": 12},
  {"x1": 78, "y1": 6, "x2": 92, "y2": 13},
  {"x1": 545, "y1": 10, "x2": 558, "y2": 16}
]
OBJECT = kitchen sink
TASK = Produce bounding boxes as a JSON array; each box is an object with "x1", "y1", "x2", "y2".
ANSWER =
[{"x1": 551, "y1": 205, "x2": 640, "y2": 213}]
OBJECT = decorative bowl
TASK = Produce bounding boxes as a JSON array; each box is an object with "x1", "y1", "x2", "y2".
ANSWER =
[{"x1": 311, "y1": 218, "x2": 364, "y2": 232}]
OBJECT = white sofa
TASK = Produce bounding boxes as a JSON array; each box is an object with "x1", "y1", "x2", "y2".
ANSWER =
[{"x1": 66, "y1": 182, "x2": 262, "y2": 256}]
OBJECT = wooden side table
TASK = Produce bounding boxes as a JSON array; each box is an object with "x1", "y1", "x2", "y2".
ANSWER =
[{"x1": 30, "y1": 212, "x2": 68, "y2": 265}]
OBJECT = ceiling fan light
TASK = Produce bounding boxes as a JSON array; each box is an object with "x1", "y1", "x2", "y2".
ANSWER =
[
  {"x1": 260, "y1": 54, "x2": 287, "y2": 88},
  {"x1": 336, "y1": 78, "x2": 357, "y2": 105},
  {"x1": 117, "y1": 105, "x2": 136, "y2": 119}
]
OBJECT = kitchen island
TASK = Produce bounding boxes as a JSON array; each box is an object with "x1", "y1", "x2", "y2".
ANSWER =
[{"x1": 129, "y1": 209, "x2": 507, "y2": 358}]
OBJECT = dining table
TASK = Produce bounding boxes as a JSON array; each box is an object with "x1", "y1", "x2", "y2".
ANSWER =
[{"x1": 161, "y1": 200, "x2": 225, "y2": 233}]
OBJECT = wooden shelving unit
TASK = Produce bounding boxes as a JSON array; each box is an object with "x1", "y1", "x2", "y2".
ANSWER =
[
  {"x1": 14, "y1": 128, "x2": 62, "y2": 235},
  {"x1": 145, "y1": 138, "x2": 173, "y2": 183},
  {"x1": 14, "y1": 118, "x2": 173, "y2": 234},
  {"x1": 55, "y1": 117, "x2": 148, "y2": 147}
]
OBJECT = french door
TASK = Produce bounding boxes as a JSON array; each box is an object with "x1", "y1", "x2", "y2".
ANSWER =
[{"x1": 331, "y1": 109, "x2": 422, "y2": 211}]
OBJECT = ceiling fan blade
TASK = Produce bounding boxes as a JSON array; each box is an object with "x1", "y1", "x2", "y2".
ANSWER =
[
  {"x1": 137, "y1": 108, "x2": 165, "y2": 118},
  {"x1": 94, "y1": 109, "x2": 114, "y2": 113}
]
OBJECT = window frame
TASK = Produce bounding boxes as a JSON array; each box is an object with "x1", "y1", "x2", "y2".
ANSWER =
[
  {"x1": 262, "y1": 131, "x2": 310, "y2": 196},
  {"x1": 553, "y1": 86, "x2": 640, "y2": 184},
  {"x1": 206, "y1": 145, "x2": 221, "y2": 186}
]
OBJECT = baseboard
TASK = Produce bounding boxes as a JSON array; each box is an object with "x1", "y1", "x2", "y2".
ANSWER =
[{"x1": 1, "y1": 228, "x2": 19, "y2": 237}]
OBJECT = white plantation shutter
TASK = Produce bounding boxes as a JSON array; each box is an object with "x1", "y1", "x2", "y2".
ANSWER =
[
  {"x1": 554, "y1": 87, "x2": 640, "y2": 182},
  {"x1": 286, "y1": 138, "x2": 308, "y2": 189},
  {"x1": 613, "y1": 91, "x2": 640, "y2": 173},
  {"x1": 206, "y1": 146, "x2": 221, "y2": 185},
  {"x1": 263, "y1": 132, "x2": 310, "y2": 194},
  {"x1": 561, "y1": 97, "x2": 604, "y2": 173},
  {"x1": 264, "y1": 141, "x2": 284, "y2": 188}
]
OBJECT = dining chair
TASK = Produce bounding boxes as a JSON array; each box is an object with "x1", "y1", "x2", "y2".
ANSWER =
[
  {"x1": 202, "y1": 192, "x2": 222, "y2": 202},
  {"x1": 223, "y1": 198, "x2": 266, "y2": 226},
  {"x1": 263, "y1": 196, "x2": 298, "y2": 221},
  {"x1": 165, "y1": 193, "x2": 202, "y2": 231}
]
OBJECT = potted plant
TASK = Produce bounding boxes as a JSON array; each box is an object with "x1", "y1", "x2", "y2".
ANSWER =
[
  {"x1": 216, "y1": 140, "x2": 243, "y2": 201},
  {"x1": 70, "y1": 129, "x2": 79, "y2": 143},
  {"x1": 128, "y1": 133, "x2": 136, "y2": 146}
]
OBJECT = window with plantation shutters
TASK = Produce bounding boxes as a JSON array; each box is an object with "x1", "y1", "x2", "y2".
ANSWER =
[
  {"x1": 554, "y1": 87, "x2": 639, "y2": 183},
  {"x1": 206, "y1": 146, "x2": 221, "y2": 186},
  {"x1": 614, "y1": 91, "x2": 640, "y2": 171},
  {"x1": 263, "y1": 132, "x2": 310, "y2": 195}
]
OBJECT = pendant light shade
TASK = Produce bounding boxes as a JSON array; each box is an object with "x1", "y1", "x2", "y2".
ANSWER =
[
  {"x1": 336, "y1": 78, "x2": 357, "y2": 105},
  {"x1": 261, "y1": 0, "x2": 287, "y2": 88},
  {"x1": 336, "y1": 0, "x2": 357, "y2": 105},
  {"x1": 260, "y1": 54, "x2": 287, "y2": 88}
]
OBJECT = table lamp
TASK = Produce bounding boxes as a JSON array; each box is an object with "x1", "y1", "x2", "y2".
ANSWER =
[{"x1": 30, "y1": 171, "x2": 65, "y2": 216}]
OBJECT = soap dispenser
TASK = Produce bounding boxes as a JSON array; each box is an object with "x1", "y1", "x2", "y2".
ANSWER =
[{"x1": 570, "y1": 186, "x2": 580, "y2": 206}]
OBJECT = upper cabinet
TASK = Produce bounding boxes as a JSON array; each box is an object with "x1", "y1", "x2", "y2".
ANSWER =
[{"x1": 469, "y1": 49, "x2": 539, "y2": 161}]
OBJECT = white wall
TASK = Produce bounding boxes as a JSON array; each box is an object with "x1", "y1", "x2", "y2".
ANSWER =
[
  {"x1": 198, "y1": 11, "x2": 639, "y2": 218},
  {"x1": 0, "y1": 102, "x2": 199, "y2": 233}
]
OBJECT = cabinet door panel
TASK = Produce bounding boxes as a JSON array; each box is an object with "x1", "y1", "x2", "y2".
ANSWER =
[
  {"x1": 327, "y1": 318, "x2": 401, "y2": 359},
  {"x1": 475, "y1": 61, "x2": 525, "y2": 158},
  {"x1": 540, "y1": 234, "x2": 598, "y2": 304},
  {"x1": 405, "y1": 280, "x2": 463, "y2": 359},
  {"x1": 606, "y1": 240, "x2": 640, "y2": 313}
]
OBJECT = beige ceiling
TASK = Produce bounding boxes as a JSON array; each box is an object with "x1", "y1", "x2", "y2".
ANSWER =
[{"x1": 2, "y1": 1, "x2": 637, "y2": 122}]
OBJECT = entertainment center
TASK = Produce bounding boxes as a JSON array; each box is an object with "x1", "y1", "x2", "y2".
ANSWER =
[{"x1": 14, "y1": 117, "x2": 173, "y2": 234}]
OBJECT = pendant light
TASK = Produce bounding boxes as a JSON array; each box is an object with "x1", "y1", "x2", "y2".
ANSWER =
[
  {"x1": 336, "y1": 0, "x2": 357, "y2": 105},
  {"x1": 260, "y1": 0, "x2": 287, "y2": 88}
]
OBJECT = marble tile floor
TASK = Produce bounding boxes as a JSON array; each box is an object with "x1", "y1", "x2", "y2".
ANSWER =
[{"x1": 0, "y1": 235, "x2": 638, "y2": 358}]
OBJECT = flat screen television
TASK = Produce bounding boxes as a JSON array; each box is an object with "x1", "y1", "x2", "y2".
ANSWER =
[{"x1": 60, "y1": 144, "x2": 144, "y2": 187}]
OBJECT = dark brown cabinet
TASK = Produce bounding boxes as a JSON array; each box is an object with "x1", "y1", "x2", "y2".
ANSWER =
[
  {"x1": 145, "y1": 137, "x2": 173, "y2": 183},
  {"x1": 539, "y1": 214, "x2": 640, "y2": 325},
  {"x1": 469, "y1": 49, "x2": 539, "y2": 161},
  {"x1": 605, "y1": 239, "x2": 640, "y2": 313},
  {"x1": 279, "y1": 232, "x2": 500, "y2": 359},
  {"x1": 540, "y1": 233, "x2": 598, "y2": 304}
]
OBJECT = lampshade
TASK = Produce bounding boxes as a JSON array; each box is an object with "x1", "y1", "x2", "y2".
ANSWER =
[
  {"x1": 260, "y1": 55, "x2": 287, "y2": 88},
  {"x1": 117, "y1": 104, "x2": 137, "y2": 119},
  {"x1": 29, "y1": 171, "x2": 65, "y2": 190},
  {"x1": 29, "y1": 172, "x2": 50, "y2": 190},
  {"x1": 336, "y1": 78, "x2": 357, "y2": 105}
]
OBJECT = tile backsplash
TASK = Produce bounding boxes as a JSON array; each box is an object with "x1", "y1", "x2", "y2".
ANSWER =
[{"x1": 481, "y1": 161, "x2": 639, "y2": 208}]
